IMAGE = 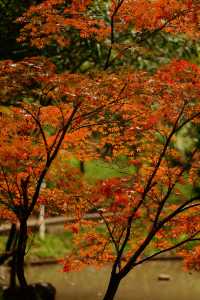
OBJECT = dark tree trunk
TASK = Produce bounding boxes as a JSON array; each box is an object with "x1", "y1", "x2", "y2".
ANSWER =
[
  {"x1": 80, "y1": 160, "x2": 85, "y2": 173},
  {"x1": 6, "y1": 224, "x2": 17, "y2": 252},
  {"x1": 9, "y1": 253, "x2": 17, "y2": 288},
  {"x1": 0, "y1": 224, "x2": 17, "y2": 266},
  {"x1": 16, "y1": 219, "x2": 28, "y2": 288},
  {"x1": 6, "y1": 223, "x2": 18, "y2": 288},
  {"x1": 103, "y1": 273, "x2": 121, "y2": 300}
]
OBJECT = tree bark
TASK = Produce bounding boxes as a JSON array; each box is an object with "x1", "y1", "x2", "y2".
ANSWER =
[
  {"x1": 5, "y1": 223, "x2": 18, "y2": 288},
  {"x1": 0, "y1": 224, "x2": 17, "y2": 266},
  {"x1": 16, "y1": 219, "x2": 28, "y2": 288},
  {"x1": 103, "y1": 273, "x2": 121, "y2": 300},
  {"x1": 9, "y1": 253, "x2": 17, "y2": 288},
  {"x1": 79, "y1": 160, "x2": 85, "y2": 173},
  {"x1": 6, "y1": 223, "x2": 17, "y2": 252}
]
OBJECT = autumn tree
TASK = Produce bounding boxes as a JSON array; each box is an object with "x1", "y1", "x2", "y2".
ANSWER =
[
  {"x1": 16, "y1": 0, "x2": 200, "y2": 72},
  {"x1": 1, "y1": 1, "x2": 200, "y2": 300},
  {"x1": 0, "y1": 55, "x2": 146, "y2": 288},
  {"x1": 62, "y1": 61, "x2": 200, "y2": 300}
]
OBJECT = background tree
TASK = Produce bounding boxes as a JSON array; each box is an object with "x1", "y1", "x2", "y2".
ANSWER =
[{"x1": 0, "y1": 0, "x2": 43, "y2": 60}]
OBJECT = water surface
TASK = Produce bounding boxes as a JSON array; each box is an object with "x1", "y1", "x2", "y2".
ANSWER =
[{"x1": 25, "y1": 260, "x2": 200, "y2": 300}]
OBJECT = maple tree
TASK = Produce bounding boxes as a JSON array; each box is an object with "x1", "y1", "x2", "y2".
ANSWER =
[
  {"x1": 0, "y1": 0, "x2": 200, "y2": 299},
  {"x1": 0, "y1": 57, "x2": 133, "y2": 287}
]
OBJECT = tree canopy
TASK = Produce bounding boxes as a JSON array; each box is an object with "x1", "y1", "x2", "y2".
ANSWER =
[{"x1": 0, "y1": 1, "x2": 200, "y2": 299}]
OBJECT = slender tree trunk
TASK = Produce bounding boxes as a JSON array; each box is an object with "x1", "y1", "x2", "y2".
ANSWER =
[
  {"x1": 0, "y1": 224, "x2": 17, "y2": 266},
  {"x1": 6, "y1": 223, "x2": 18, "y2": 288},
  {"x1": 79, "y1": 160, "x2": 85, "y2": 173},
  {"x1": 6, "y1": 223, "x2": 17, "y2": 252},
  {"x1": 9, "y1": 253, "x2": 17, "y2": 288},
  {"x1": 16, "y1": 219, "x2": 28, "y2": 288},
  {"x1": 103, "y1": 273, "x2": 121, "y2": 300}
]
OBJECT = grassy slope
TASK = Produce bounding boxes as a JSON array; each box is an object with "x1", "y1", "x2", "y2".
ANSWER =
[{"x1": 68, "y1": 156, "x2": 136, "y2": 182}]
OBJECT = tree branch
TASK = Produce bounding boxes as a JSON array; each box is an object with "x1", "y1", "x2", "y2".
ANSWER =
[
  {"x1": 104, "y1": 0, "x2": 125, "y2": 70},
  {"x1": 106, "y1": 7, "x2": 192, "y2": 68},
  {"x1": 24, "y1": 108, "x2": 50, "y2": 162},
  {"x1": 134, "y1": 234, "x2": 200, "y2": 267},
  {"x1": 28, "y1": 102, "x2": 81, "y2": 214}
]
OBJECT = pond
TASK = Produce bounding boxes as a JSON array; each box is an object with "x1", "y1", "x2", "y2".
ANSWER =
[
  {"x1": 24, "y1": 260, "x2": 200, "y2": 300},
  {"x1": 1, "y1": 260, "x2": 200, "y2": 300}
]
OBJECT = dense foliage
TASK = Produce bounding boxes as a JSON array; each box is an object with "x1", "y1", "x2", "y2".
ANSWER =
[{"x1": 0, "y1": 1, "x2": 200, "y2": 299}]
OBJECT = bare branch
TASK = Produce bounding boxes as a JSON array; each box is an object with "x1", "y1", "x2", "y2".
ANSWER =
[
  {"x1": 160, "y1": 195, "x2": 200, "y2": 226},
  {"x1": 134, "y1": 234, "x2": 200, "y2": 267},
  {"x1": 100, "y1": 212, "x2": 119, "y2": 256},
  {"x1": 23, "y1": 108, "x2": 50, "y2": 161},
  {"x1": 0, "y1": 250, "x2": 16, "y2": 265},
  {"x1": 74, "y1": 83, "x2": 128, "y2": 122},
  {"x1": 0, "y1": 165, "x2": 14, "y2": 205},
  {"x1": 28, "y1": 102, "x2": 81, "y2": 214},
  {"x1": 153, "y1": 167, "x2": 186, "y2": 227},
  {"x1": 104, "y1": 0, "x2": 125, "y2": 70}
]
